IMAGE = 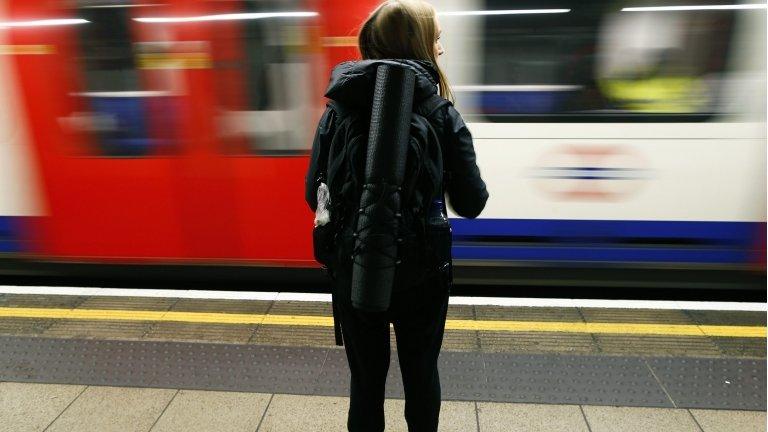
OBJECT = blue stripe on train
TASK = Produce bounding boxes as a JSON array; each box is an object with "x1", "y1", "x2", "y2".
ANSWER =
[
  {"x1": 449, "y1": 219, "x2": 762, "y2": 264},
  {"x1": 452, "y1": 244, "x2": 750, "y2": 264},
  {"x1": 0, "y1": 216, "x2": 24, "y2": 253}
]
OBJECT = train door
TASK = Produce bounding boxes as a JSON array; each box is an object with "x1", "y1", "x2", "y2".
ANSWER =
[
  {"x1": 126, "y1": 0, "x2": 325, "y2": 263},
  {"x1": 158, "y1": 0, "x2": 319, "y2": 265},
  {"x1": 4, "y1": 0, "x2": 188, "y2": 260},
  {"x1": 131, "y1": 0, "x2": 249, "y2": 260},
  {"x1": 0, "y1": 1, "x2": 44, "y2": 256}
]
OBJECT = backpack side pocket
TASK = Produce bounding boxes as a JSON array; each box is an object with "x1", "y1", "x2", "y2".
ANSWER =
[
  {"x1": 313, "y1": 223, "x2": 335, "y2": 267},
  {"x1": 427, "y1": 223, "x2": 452, "y2": 269}
]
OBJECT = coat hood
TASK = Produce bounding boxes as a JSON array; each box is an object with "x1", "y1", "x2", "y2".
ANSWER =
[{"x1": 324, "y1": 59, "x2": 440, "y2": 108}]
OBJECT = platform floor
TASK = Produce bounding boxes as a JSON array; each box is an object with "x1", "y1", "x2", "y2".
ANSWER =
[
  {"x1": 0, "y1": 289, "x2": 765, "y2": 431},
  {"x1": 1, "y1": 382, "x2": 765, "y2": 432},
  {"x1": 2, "y1": 336, "x2": 765, "y2": 410},
  {"x1": 0, "y1": 293, "x2": 764, "y2": 357}
]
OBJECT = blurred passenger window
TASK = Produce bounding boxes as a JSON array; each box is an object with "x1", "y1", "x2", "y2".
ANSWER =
[
  {"x1": 213, "y1": 0, "x2": 315, "y2": 156},
  {"x1": 476, "y1": 0, "x2": 751, "y2": 121},
  {"x1": 597, "y1": 3, "x2": 737, "y2": 116},
  {"x1": 477, "y1": 0, "x2": 602, "y2": 120},
  {"x1": 68, "y1": 1, "x2": 178, "y2": 157}
]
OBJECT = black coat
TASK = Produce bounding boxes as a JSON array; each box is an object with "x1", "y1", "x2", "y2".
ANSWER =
[{"x1": 305, "y1": 59, "x2": 488, "y2": 219}]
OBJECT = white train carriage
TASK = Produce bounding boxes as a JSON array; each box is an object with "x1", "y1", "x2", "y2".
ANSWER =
[{"x1": 438, "y1": 0, "x2": 766, "y2": 275}]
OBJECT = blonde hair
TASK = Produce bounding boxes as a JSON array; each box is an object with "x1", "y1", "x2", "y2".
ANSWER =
[{"x1": 358, "y1": 0, "x2": 453, "y2": 102}]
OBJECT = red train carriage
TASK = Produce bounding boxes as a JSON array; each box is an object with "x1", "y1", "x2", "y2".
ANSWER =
[{"x1": 3, "y1": 0, "x2": 378, "y2": 268}]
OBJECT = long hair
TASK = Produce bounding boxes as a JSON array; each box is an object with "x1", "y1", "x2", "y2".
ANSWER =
[{"x1": 358, "y1": 0, "x2": 453, "y2": 102}]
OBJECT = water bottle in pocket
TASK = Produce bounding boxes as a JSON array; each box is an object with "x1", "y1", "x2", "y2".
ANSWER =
[
  {"x1": 427, "y1": 199, "x2": 452, "y2": 267},
  {"x1": 313, "y1": 183, "x2": 334, "y2": 266}
]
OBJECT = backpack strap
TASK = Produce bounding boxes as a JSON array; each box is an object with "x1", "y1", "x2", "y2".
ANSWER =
[
  {"x1": 313, "y1": 103, "x2": 344, "y2": 185},
  {"x1": 416, "y1": 93, "x2": 451, "y2": 118},
  {"x1": 416, "y1": 93, "x2": 452, "y2": 201},
  {"x1": 331, "y1": 289, "x2": 344, "y2": 346},
  {"x1": 326, "y1": 99, "x2": 354, "y2": 347},
  {"x1": 324, "y1": 101, "x2": 353, "y2": 191},
  {"x1": 326, "y1": 132, "x2": 351, "y2": 194},
  {"x1": 327, "y1": 100, "x2": 352, "y2": 118}
]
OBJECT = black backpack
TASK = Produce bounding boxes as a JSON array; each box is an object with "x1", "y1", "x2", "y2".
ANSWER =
[{"x1": 313, "y1": 93, "x2": 453, "y2": 290}]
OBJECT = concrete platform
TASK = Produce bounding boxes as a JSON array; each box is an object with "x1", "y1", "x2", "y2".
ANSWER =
[
  {"x1": 0, "y1": 382, "x2": 764, "y2": 432},
  {"x1": 3, "y1": 335, "x2": 765, "y2": 409},
  {"x1": 0, "y1": 290, "x2": 765, "y2": 430}
]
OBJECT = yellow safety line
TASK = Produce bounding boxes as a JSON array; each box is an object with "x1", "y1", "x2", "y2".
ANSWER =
[{"x1": 0, "y1": 307, "x2": 764, "y2": 338}]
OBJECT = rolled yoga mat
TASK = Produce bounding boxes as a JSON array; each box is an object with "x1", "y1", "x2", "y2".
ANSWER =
[{"x1": 350, "y1": 64, "x2": 416, "y2": 311}]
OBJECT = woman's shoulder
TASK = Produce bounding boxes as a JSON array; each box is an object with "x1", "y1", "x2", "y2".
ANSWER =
[{"x1": 438, "y1": 101, "x2": 468, "y2": 134}]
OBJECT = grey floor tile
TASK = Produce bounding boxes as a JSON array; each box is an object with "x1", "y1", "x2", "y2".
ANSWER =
[
  {"x1": 169, "y1": 298, "x2": 271, "y2": 314},
  {"x1": 595, "y1": 334, "x2": 721, "y2": 357},
  {"x1": 77, "y1": 296, "x2": 175, "y2": 311},
  {"x1": 685, "y1": 311, "x2": 767, "y2": 327},
  {"x1": 582, "y1": 406, "x2": 701, "y2": 432},
  {"x1": 249, "y1": 325, "x2": 336, "y2": 347},
  {"x1": 441, "y1": 329, "x2": 479, "y2": 351},
  {"x1": 475, "y1": 306, "x2": 582, "y2": 322},
  {"x1": 256, "y1": 394, "x2": 349, "y2": 432},
  {"x1": 144, "y1": 322, "x2": 255, "y2": 344},
  {"x1": 0, "y1": 382, "x2": 85, "y2": 432},
  {"x1": 437, "y1": 401, "x2": 479, "y2": 432},
  {"x1": 690, "y1": 409, "x2": 767, "y2": 432},
  {"x1": 0, "y1": 318, "x2": 54, "y2": 336},
  {"x1": 446, "y1": 305, "x2": 475, "y2": 320},
  {"x1": 477, "y1": 402, "x2": 589, "y2": 432},
  {"x1": 256, "y1": 395, "x2": 472, "y2": 432},
  {"x1": 43, "y1": 320, "x2": 151, "y2": 340},
  {"x1": 479, "y1": 331, "x2": 598, "y2": 354},
  {"x1": 481, "y1": 353, "x2": 670, "y2": 407},
  {"x1": 383, "y1": 399, "x2": 478, "y2": 432},
  {"x1": 646, "y1": 357, "x2": 766, "y2": 410},
  {"x1": 150, "y1": 390, "x2": 271, "y2": 432},
  {"x1": 0, "y1": 295, "x2": 86, "y2": 309},
  {"x1": 314, "y1": 348, "x2": 351, "y2": 396},
  {"x1": 581, "y1": 308, "x2": 694, "y2": 324},
  {"x1": 267, "y1": 301, "x2": 332, "y2": 316},
  {"x1": 383, "y1": 399, "x2": 409, "y2": 431},
  {"x1": 711, "y1": 337, "x2": 767, "y2": 358},
  {"x1": 45, "y1": 386, "x2": 177, "y2": 432},
  {"x1": 438, "y1": 352, "x2": 485, "y2": 401}
]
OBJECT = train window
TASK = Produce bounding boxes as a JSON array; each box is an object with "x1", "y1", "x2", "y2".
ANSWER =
[
  {"x1": 68, "y1": 1, "x2": 178, "y2": 157},
  {"x1": 213, "y1": 0, "x2": 315, "y2": 156},
  {"x1": 474, "y1": 0, "x2": 746, "y2": 122}
]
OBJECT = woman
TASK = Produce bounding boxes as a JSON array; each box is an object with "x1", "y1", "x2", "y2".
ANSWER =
[{"x1": 305, "y1": 1, "x2": 488, "y2": 431}]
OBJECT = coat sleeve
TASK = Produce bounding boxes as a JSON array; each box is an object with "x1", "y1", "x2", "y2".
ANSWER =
[
  {"x1": 442, "y1": 105, "x2": 489, "y2": 219},
  {"x1": 305, "y1": 107, "x2": 336, "y2": 212}
]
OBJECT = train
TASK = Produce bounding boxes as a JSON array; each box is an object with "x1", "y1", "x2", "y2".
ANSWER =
[{"x1": 0, "y1": 0, "x2": 765, "y2": 289}]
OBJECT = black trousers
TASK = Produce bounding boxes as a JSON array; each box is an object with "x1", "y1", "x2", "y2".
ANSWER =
[{"x1": 333, "y1": 268, "x2": 450, "y2": 432}]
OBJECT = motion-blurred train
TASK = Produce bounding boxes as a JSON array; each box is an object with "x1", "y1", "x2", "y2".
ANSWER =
[{"x1": 0, "y1": 0, "x2": 765, "y2": 289}]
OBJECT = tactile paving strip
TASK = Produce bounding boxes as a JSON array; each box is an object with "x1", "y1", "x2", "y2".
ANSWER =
[
  {"x1": 0, "y1": 336, "x2": 764, "y2": 410},
  {"x1": 646, "y1": 357, "x2": 767, "y2": 411},
  {"x1": 481, "y1": 353, "x2": 670, "y2": 407}
]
